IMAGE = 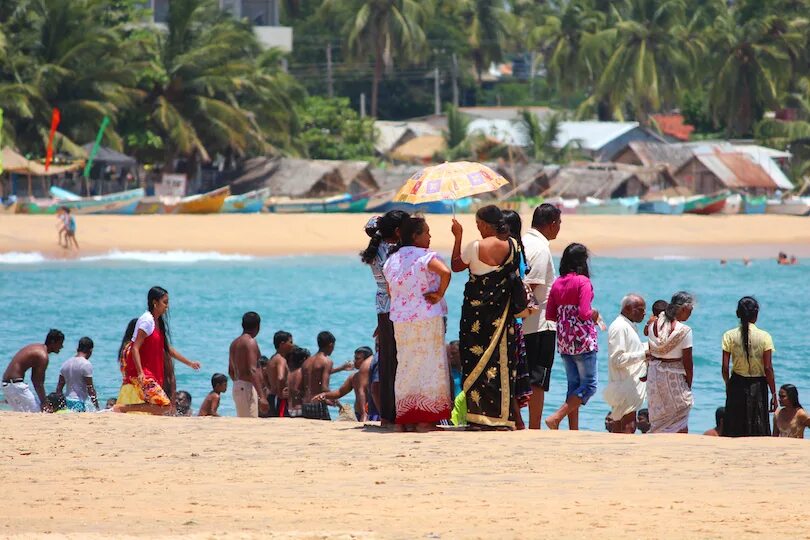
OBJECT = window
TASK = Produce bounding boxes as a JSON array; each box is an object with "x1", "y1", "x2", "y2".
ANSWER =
[{"x1": 242, "y1": 0, "x2": 278, "y2": 26}]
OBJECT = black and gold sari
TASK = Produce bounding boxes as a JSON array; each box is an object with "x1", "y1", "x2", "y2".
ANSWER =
[{"x1": 460, "y1": 238, "x2": 519, "y2": 429}]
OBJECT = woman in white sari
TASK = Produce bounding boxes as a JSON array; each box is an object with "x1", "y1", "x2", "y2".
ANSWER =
[{"x1": 646, "y1": 292, "x2": 695, "y2": 433}]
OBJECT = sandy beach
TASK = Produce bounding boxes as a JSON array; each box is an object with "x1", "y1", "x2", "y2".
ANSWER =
[
  {"x1": 0, "y1": 412, "x2": 806, "y2": 539},
  {"x1": 1, "y1": 214, "x2": 809, "y2": 259}
]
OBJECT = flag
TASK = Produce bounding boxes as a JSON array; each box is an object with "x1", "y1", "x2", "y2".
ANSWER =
[
  {"x1": 84, "y1": 116, "x2": 110, "y2": 178},
  {"x1": 45, "y1": 108, "x2": 61, "y2": 171}
]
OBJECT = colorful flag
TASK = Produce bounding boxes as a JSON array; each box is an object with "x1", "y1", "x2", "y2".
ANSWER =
[
  {"x1": 45, "y1": 108, "x2": 61, "y2": 171},
  {"x1": 84, "y1": 116, "x2": 110, "y2": 178}
]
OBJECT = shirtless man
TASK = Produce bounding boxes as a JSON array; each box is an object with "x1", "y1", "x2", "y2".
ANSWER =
[
  {"x1": 314, "y1": 346, "x2": 373, "y2": 421},
  {"x1": 266, "y1": 330, "x2": 294, "y2": 417},
  {"x1": 2, "y1": 330, "x2": 64, "y2": 412},
  {"x1": 286, "y1": 346, "x2": 310, "y2": 416},
  {"x1": 228, "y1": 312, "x2": 269, "y2": 418},
  {"x1": 773, "y1": 384, "x2": 810, "y2": 438},
  {"x1": 301, "y1": 331, "x2": 336, "y2": 404}
]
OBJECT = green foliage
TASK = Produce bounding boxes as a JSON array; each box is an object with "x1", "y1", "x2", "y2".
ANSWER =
[
  {"x1": 296, "y1": 96, "x2": 376, "y2": 160},
  {"x1": 520, "y1": 110, "x2": 583, "y2": 164}
]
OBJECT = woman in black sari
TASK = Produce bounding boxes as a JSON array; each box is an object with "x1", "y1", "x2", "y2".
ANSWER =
[{"x1": 451, "y1": 205, "x2": 520, "y2": 429}]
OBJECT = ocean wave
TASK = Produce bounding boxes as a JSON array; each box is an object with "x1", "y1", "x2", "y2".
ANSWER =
[
  {"x1": 652, "y1": 255, "x2": 695, "y2": 261},
  {"x1": 0, "y1": 252, "x2": 48, "y2": 264},
  {"x1": 0, "y1": 250, "x2": 256, "y2": 264}
]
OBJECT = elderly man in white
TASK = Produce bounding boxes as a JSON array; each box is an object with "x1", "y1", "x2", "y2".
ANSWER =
[{"x1": 604, "y1": 294, "x2": 648, "y2": 433}]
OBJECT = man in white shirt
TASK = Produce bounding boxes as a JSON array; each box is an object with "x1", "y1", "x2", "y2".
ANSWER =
[
  {"x1": 604, "y1": 294, "x2": 648, "y2": 433},
  {"x1": 521, "y1": 203, "x2": 562, "y2": 429},
  {"x1": 56, "y1": 337, "x2": 99, "y2": 412}
]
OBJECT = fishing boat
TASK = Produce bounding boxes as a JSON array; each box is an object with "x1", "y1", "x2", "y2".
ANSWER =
[
  {"x1": 324, "y1": 193, "x2": 370, "y2": 213},
  {"x1": 365, "y1": 189, "x2": 474, "y2": 214},
  {"x1": 742, "y1": 195, "x2": 768, "y2": 214},
  {"x1": 577, "y1": 196, "x2": 639, "y2": 215},
  {"x1": 221, "y1": 188, "x2": 271, "y2": 214},
  {"x1": 170, "y1": 186, "x2": 230, "y2": 214},
  {"x1": 683, "y1": 193, "x2": 728, "y2": 215},
  {"x1": 18, "y1": 187, "x2": 144, "y2": 215},
  {"x1": 765, "y1": 197, "x2": 810, "y2": 216},
  {"x1": 266, "y1": 193, "x2": 353, "y2": 213},
  {"x1": 638, "y1": 197, "x2": 685, "y2": 215},
  {"x1": 134, "y1": 197, "x2": 166, "y2": 215}
]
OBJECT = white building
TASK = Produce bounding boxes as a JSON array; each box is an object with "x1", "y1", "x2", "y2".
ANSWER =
[{"x1": 147, "y1": 0, "x2": 292, "y2": 51}]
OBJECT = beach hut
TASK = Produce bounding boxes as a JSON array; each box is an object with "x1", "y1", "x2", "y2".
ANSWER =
[
  {"x1": 554, "y1": 121, "x2": 666, "y2": 162},
  {"x1": 332, "y1": 160, "x2": 379, "y2": 195},
  {"x1": 545, "y1": 162, "x2": 675, "y2": 200},
  {"x1": 673, "y1": 150, "x2": 781, "y2": 195},
  {"x1": 390, "y1": 135, "x2": 447, "y2": 164},
  {"x1": 231, "y1": 157, "x2": 344, "y2": 198},
  {"x1": 79, "y1": 144, "x2": 139, "y2": 195},
  {"x1": 0, "y1": 147, "x2": 83, "y2": 197}
]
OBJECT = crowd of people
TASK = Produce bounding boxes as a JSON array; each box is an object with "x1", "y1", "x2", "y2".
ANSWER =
[{"x1": 2, "y1": 203, "x2": 808, "y2": 438}]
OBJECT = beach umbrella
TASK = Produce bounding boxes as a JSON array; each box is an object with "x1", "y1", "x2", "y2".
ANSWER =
[{"x1": 392, "y1": 161, "x2": 509, "y2": 214}]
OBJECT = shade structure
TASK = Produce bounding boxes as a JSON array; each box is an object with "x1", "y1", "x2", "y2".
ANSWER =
[
  {"x1": 79, "y1": 144, "x2": 136, "y2": 167},
  {"x1": 393, "y1": 161, "x2": 509, "y2": 204}
]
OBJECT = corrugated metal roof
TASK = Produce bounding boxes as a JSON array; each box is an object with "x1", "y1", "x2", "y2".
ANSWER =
[
  {"x1": 555, "y1": 121, "x2": 640, "y2": 151},
  {"x1": 466, "y1": 118, "x2": 530, "y2": 147},
  {"x1": 695, "y1": 152, "x2": 778, "y2": 189}
]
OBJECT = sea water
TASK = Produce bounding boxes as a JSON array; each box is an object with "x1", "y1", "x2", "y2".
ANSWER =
[{"x1": 1, "y1": 251, "x2": 807, "y2": 433}]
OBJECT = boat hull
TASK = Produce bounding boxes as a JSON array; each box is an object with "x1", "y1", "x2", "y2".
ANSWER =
[
  {"x1": 765, "y1": 199, "x2": 810, "y2": 216},
  {"x1": 173, "y1": 187, "x2": 230, "y2": 214},
  {"x1": 577, "y1": 197, "x2": 639, "y2": 215},
  {"x1": 221, "y1": 188, "x2": 271, "y2": 214},
  {"x1": 638, "y1": 200, "x2": 685, "y2": 215},
  {"x1": 17, "y1": 188, "x2": 144, "y2": 215},
  {"x1": 365, "y1": 190, "x2": 473, "y2": 214},
  {"x1": 684, "y1": 194, "x2": 728, "y2": 215}
]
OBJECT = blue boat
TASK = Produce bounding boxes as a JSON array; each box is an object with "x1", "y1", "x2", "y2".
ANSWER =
[
  {"x1": 365, "y1": 189, "x2": 474, "y2": 214},
  {"x1": 221, "y1": 188, "x2": 270, "y2": 214},
  {"x1": 47, "y1": 186, "x2": 144, "y2": 215},
  {"x1": 638, "y1": 197, "x2": 686, "y2": 215}
]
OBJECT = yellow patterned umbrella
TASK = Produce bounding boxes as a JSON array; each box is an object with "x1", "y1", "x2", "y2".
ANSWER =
[{"x1": 393, "y1": 161, "x2": 509, "y2": 208}]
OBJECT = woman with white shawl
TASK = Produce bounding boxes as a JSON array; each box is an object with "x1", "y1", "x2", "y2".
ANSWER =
[{"x1": 646, "y1": 292, "x2": 695, "y2": 433}]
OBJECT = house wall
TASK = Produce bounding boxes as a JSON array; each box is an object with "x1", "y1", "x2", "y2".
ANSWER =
[
  {"x1": 675, "y1": 160, "x2": 724, "y2": 194},
  {"x1": 597, "y1": 128, "x2": 662, "y2": 162}
]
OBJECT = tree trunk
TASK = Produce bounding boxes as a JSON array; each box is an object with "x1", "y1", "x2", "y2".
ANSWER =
[{"x1": 372, "y1": 40, "x2": 383, "y2": 118}]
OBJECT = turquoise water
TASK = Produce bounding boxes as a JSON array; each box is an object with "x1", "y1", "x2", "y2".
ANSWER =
[{"x1": 0, "y1": 252, "x2": 807, "y2": 432}]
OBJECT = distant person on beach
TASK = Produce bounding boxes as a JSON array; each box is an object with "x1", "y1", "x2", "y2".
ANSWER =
[
  {"x1": 361, "y1": 210, "x2": 408, "y2": 428},
  {"x1": 773, "y1": 384, "x2": 810, "y2": 438},
  {"x1": 502, "y1": 210, "x2": 533, "y2": 430},
  {"x1": 703, "y1": 407, "x2": 725, "y2": 436},
  {"x1": 115, "y1": 287, "x2": 201, "y2": 415},
  {"x1": 266, "y1": 331, "x2": 294, "y2": 417},
  {"x1": 199, "y1": 373, "x2": 227, "y2": 417},
  {"x1": 2, "y1": 329, "x2": 64, "y2": 412},
  {"x1": 63, "y1": 207, "x2": 79, "y2": 250},
  {"x1": 636, "y1": 409, "x2": 650, "y2": 433},
  {"x1": 452, "y1": 205, "x2": 518, "y2": 430},
  {"x1": 286, "y1": 346, "x2": 310, "y2": 417},
  {"x1": 643, "y1": 300, "x2": 668, "y2": 337},
  {"x1": 105, "y1": 398, "x2": 117, "y2": 409},
  {"x1": 228, "y1": 311, "x2": 269, "y2": 418},
  {"x1": 647, "y1": 292, "x2": 695, "y2": 433},
  {"x1": 604, "y1": 294, "x2": 648, "y2": 434},
  {"x1": 55, "y1": 336, "x2": 99, "y2": 412},
  {"x1": 44, "y1": 392, "x2": 68, "y2": 414},
  {"x1": 56, "y1": 207, "x2": 68, "y2": 248},
  {"x1": 545, "y1": 243, "x2": 600, "y2": 430},
  {"x1": 384, "y1": 216, "x2": 452, "y2": 432},
  {"x1": 314, "y1": 346, "x2": 374, "y2": 421},
  {"x1": 300, "y1": 332, "x2": 337, "y2": 420},
  {"x1": 722, "y1": 297, "x2": 776, "y2": 437},
  {"x1": 175, "y1": 390, "x2": 193, "y2": 416},
  {"x1": 521, "y1": 203, "x2": 562, "y2": 430}
]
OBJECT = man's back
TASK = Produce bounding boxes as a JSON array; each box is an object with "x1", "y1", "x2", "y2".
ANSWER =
[
  {"x1": 60, "y1": 356, "x2": 92, "y2": 401},
  {"x1": 3, "y1": 344, "x2": 47, "y2": 380},
  {"x1": 301, "y1": 353, "x2": 333, "y2": 404}
]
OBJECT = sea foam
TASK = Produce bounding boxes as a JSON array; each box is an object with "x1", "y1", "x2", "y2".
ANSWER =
[{"x1": 0, "y1": 250, "x2": 256, "y2": 264}]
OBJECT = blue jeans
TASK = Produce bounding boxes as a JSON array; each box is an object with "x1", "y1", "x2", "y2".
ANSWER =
[{"x1": 562, "y1": 351, "x2": 598, "y2": 404}]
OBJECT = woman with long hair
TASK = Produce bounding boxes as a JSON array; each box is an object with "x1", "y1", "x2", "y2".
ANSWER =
[
  {"x1": 544, "y1": 243, "x2": 599, "y2": 430},
  {"x1": 646, "y1": 291, "x2": 695, "y2": 433},
  {"x1": 115, "y1": 286, "x2": 200, "y2": 415},
  {"x1": 773, "y1": 384, "x2": 810, "y2": 438},
  {"x1": 383, "y1": 215, "x2": 452, "y2": 432},
  {"x1": 452, "y1": 205, "x2": 519, "y2": 429},
  {"x1": 361, "y1": 210, "x2": 408, "y2": 428},
  {"x1": 722, "y1": 296, "x2": 776, "y2": 436},
  {"x1": 502, "y1": 210, "x2": 533, "y2": 429}
]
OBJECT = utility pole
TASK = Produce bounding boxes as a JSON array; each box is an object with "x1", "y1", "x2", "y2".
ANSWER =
[
  {"x1": 326, "y1": 42, "x2": 334, "y2": 98},
  {"x1": 451, "y1": 53, "x2": 459, "y2": 107},
  {"x1": 360, "y1": 93, "x2": 366, "y2": 118},
  {"x1": 434, "y1": 64, "x2": 440, "y2": 116}
]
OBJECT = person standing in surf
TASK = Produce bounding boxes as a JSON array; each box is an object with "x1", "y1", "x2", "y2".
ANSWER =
[{"x1": 115, "y1": 286, "x2": 201, "y2": 415}]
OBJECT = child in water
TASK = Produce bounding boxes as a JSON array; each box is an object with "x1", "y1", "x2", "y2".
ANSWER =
[{"x1": 198, "y1": 374, "x2": 228, "y2": 417}]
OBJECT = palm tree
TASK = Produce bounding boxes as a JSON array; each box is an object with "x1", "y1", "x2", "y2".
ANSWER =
[
  {"x1": 325, "y1": 0, "x2": 431, "y2": 118},
  {"x1": 136, "y1": 0, "x2": 291, "y2": 178},
  {"x1": 593, "y1": 0, "x2": 699, "y2": 125},
  {"x1": 458, "y1": 0, "x2": 509, "y2": 84},
  {"x1": 0, "y1": 0, "x2": 142, "y2": 154},
  {"x1": 441, "y1": 104, "x2": 472, "y2": 160},
  {"x1": 519, "y1": 110, "x2": 582, "y2": 164},
  {"x1": 708, "y1": 12, "x2": 806, "y2": 136}
]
